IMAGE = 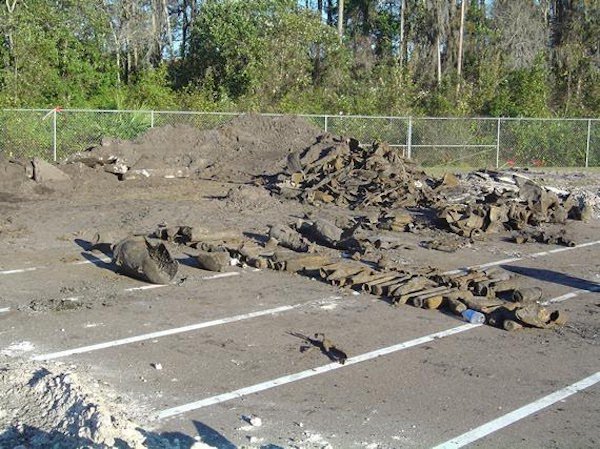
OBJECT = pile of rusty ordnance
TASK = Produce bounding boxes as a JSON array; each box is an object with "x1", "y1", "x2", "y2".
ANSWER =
[{"x1": 101, "y1": 137, "x2": 593, "y2": 332}]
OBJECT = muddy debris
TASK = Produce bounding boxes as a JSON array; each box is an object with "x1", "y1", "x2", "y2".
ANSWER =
[
  {"x1": 112, "y1": 237, "x2": 178, "y2": 284},
  {"x1": 194, "y1": 249, "x2": 231, "y2": 272},
  {"x1": 145, "y1": 219, "x2": 566, "y2": 331},
  {"x1": 267, "y1": 138, "x2": 592, "y2": 246},
  {"x1": 511, "y1": 227, "x2": 575, "y2": 246},
  {"x1": 291, "y1": 332, "x2": 348, "y2": 364},
  {"x1": 272, "y1": 136, "x2": 433, "y2": 210}
]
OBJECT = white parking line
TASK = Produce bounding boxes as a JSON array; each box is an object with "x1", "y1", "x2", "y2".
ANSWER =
[
  {"x1": 152, "y1": 285, "x2": 595, "y2": 419},
  {"x1": 124, "y1": 285, "x2": 167, "y2": 292},
  {"x1": 201, "y1": 272, "x2": 240, "y2": 280},
  {"x1": 0, "y1": 267, "x2": 40, "y2": 275},
  {"x1": 29, "y1": 279, "x2": 594, "y2": 363},
  {"x1": 71, "y1": 254, "x2": 112, "y2": 265},
  {"x1": 431, "y1": 371, "x2": 600, "y2": 449},
  {"x1": 542, "y1": 285, "x2": 600, "y2": 305},
  {"x1": 32, "y1": 301, "x2": 315, "y2": 361},
  {"x1": 156, "y1": 323, "x2": 480, "y2": 420},
  {"x1": 442, "y1": 239, "x2": 600, "y2": 276}
]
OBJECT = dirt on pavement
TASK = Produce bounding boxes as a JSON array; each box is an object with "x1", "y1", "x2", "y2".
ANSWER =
[{"x1": 1, "y1": 113, "x2": 599, "y2": 448}]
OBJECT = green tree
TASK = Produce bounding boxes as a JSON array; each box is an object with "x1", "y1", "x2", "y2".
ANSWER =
[
  {"x1": 184, "y1": 0, "x2": 347, "y2": 109},
  {"x1": 0, "y1": 0, "x2": 117, "y2": 107}
]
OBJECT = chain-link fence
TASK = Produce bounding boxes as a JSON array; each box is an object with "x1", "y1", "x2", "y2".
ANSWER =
[{"x1": 0, "y1": 109, "x2": 598, "y2": 168}]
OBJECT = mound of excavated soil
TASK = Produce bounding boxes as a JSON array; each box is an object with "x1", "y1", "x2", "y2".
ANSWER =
[
  {"x1": 0, "y1": 360, "x2": 147, "y2": 448},
  {"x1": 205, "y1": 113, "x2": 323, "y2": 181},
  {"x1": 0, "y1": 360, "x2": 218, "y2": 448},
  {"x1": 0, "y1": 157, "x2": 33, "y2": 197},
  {"x1": 68, "y1": 113, "x2": 323, "y2": 183}
]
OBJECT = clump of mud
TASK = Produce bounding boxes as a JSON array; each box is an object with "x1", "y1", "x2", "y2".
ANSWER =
[{"x1": 223, "y1": 185, "x2": 283, "y2": 212}]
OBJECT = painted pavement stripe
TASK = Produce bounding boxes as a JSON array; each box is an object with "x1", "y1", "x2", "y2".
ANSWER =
[
  {"x1": 71, "y1": 255, "x2": 112, "y2": 265},
  {"x1": 201, "y1": 272, "x2": 240, "y2": 280},
  {"x1": 32, "y1": 301, "x2": 315, "y2": 361},
  {"x1": 29, "y1": 280, "x2": 595, "y2": 362},
  {"x1": 442, "y1": 239, "x2": 600, "y2": 276},
  {"x1": 431, "y1": 371, "x2": 600, "y2": 449},
  {"x1": 156, "y1": 323, "x2": 480, "y2": 419},
  {"x1": 0, "y1": 267, "x2": 40, "y2": 275},
  {"x1": 153, "y1": 285, "x2": 597, "y2": 420},
  {"x1": 124, "y1": 285, "x2": 167, "y2": 292}
]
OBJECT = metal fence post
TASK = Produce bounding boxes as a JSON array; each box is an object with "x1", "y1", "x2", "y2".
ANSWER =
[
  {"x1": 585, "y1": 119, "x2": 591, "y2": 168},
  {"x1": 407, "y1": 117, "x2": 412, "y2": 159},
  {"x1": 324, "y1": 115, "x2": 328, "y2": 133},
  {"x1": 150, "y1": 110, "x2": 155, "y2": 128},
  {"x1": 52, "y1": 108, "x2": 57, "y2": 162},
  {"x1": 496, "y1": 118, "x2": 501, "y2": 169}
]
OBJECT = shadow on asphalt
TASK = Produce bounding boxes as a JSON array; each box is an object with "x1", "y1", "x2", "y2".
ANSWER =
[
  {"x1": 0, "y1": 420, "x2": 245, "y2": 448},
  {"x1": 501, "y1": 265, "x2": 600, "y2": 292},
  {"x1": 80, "y1": 250, "x2": 116, "y2": 271}
]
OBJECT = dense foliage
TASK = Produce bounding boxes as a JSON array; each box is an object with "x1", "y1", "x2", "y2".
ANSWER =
[{"x1": 1, "y1": 0, "x2": 598, "y2": 116}]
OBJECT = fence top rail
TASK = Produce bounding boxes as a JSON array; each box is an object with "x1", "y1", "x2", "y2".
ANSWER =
[
  {"x1": 414, "y1": 116, "x2": 600, "y2": 122},
  {"x1": 1, "y1": 108, "x2": 599, "y2": 122},
  {"x1": 1, "y1": 108, "x2": 54, "y2": 113}
]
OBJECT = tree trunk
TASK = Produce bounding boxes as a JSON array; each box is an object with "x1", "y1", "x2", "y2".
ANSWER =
[
  {"x1": 337, "y1": 0, "x2": 344, "y2": 40},
  {"x1": 436, "y1": 33, "x2": 442, "y2": 85},
  {"x1": 399, "y1": 0, "x2": 405, "y2": 67},
  {"x1": 456, "y1": 0, "x2": 466, "y2": 92}
]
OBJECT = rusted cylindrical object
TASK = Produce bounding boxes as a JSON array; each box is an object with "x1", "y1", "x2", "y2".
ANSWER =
[
  {"x1": 389, "y1": 277, "x2": 435, "y2": 297},
  {"x1": 512, "y1": 287, "x2": 543, "y2": 303},
  {"x1": 345, "y1": 270, "x2": 378, "y2": 286},
  {"x1": 402, "y1": 286, "x2": 452, "y2": 308},
  {"x1": 195, "y1": 250, "x2": 230, "y2": 272},
  {"x1": 513, "y1": 234, "x2": 528, "y2": 244},
  {"x1": 446, "y1": 297, "x2": 467, "y2": 315},
  {"x1": 319, "y1": 262, "x2": 349, "y2": 278},
  {"x1": 365, "y1": 274, "x2": 403, "y2": 295},
  {"x1": 247, "y1": 256, "x2": 268, "y2": 269},
  {"x1": 470, "y1": 228, "x2": 483, "y2": 240},
  {"x1": 451, "y1": 271, "x2": 487, "y2": 288},
  {"x1": 488, "y1": 279, "x2": 517, "y2": 293},
  {"x1": 423, "y1": 295, "x2": 445, "y2": 309},
  {"x1": 327, "y1": 266, "x2": 364, "y2": 282},
  {"x1": 472, "y1": 281, "x2": 490, "y2": 297},
  {"x1": 284, "y1": 254, "x2": 331, "y2": 273},
  {"x1": 444, "y1": 290, "x2": 474, "y2": 302},
  {"x1": 503, "y1": 319, "x2": 523, "y2": 331}
]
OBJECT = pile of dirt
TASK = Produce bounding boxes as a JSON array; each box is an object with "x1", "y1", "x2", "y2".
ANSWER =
[
  {"x1": 0, "y1": 155, "x2": 79, "y2": 200},
  {"x1": 0, "y1": 360, "x2": 147, "y2": 448},
  {"x1": 0, "y1": 359, "x2": 219, "y2": 448},
  {"x1": 66, "y1": 114, "x2": 323, "y2": 183},
  {"x1": 222, "y1": 184, "x2": 284, "y2": 212},
  {"x1": 0, "y1": 157, "x2": 34, "y2": 197}
]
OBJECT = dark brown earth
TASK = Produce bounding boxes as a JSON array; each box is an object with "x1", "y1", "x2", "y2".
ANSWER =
[{"x1": 0, "y1": 114, "x2": 599, "y2": 448}]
